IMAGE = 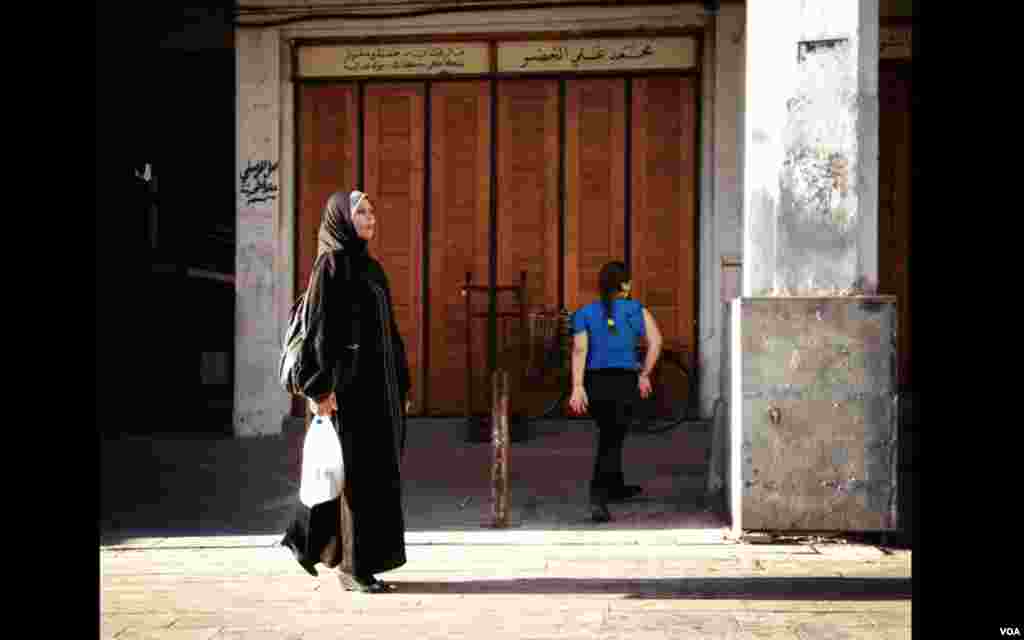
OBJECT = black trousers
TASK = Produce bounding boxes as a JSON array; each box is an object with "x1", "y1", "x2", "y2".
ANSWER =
[{"x1": 584, "y1": 368, "x2": 638, "y2": 504}]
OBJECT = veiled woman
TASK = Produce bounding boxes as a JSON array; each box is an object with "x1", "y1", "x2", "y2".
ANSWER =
[{"x1": 281, "y1": 190, "x2": 411, "y2": 594}]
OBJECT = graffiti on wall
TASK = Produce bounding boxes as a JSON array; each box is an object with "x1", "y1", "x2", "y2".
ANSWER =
[{"x1": 240, "y1": 160, "x2": 279, "y2": 206}]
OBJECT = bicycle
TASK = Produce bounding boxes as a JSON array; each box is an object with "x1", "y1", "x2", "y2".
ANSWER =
[{"x1": 510, "y1": 309, "x2": 697, "y2": 434}]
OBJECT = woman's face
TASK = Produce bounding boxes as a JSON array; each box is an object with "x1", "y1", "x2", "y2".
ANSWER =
[{"x1": 352, "y1": 198, "x2": 376, "y2": 241}]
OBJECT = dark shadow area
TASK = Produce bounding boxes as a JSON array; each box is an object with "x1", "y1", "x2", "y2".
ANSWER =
[
  {"x1": 96, "y1": 3, "x2": 236, "y2": 440},
  {"x1": 843, "y1": 530, "x2": 912, "y2": 551},
  {"x1": 100, "y1": 433, "x2": 298, "y2": 540},
  {"x1": 100, "y1": 417, "x2": 725, "y2": 540},
  {"x1": 388, "y1": 577, "x2": 911, "y2": 600}
]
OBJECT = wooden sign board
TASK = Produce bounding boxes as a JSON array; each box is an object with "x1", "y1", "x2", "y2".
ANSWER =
[
  {"x1": 297, "y1": 42, "x2": 491, "y2": 78},
  {"x1": 498, "y1": 37, "x2": 698, "y2": 73}
]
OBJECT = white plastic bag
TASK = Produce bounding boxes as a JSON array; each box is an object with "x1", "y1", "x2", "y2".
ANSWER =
[{"x1": 299, "y1": 415, "x2": 344, "y2": 507}]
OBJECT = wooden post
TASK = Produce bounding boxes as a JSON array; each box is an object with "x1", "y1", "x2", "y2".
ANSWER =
[
  {"x1": 490, "y1": 368, "x2": 510, "y2": 527},
  {"x1": 518, "y1": 270, "x2": 528, "y2": 372},
  {"x1": 464, "y1": 271, "x2": 473, "y2": 421}
]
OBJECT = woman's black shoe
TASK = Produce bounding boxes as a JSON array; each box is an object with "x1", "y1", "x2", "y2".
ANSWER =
[
  {"x1": 590, "y1": 502, "x2": 612, "y2": 523},
  {"x1": 280, "y1": 537, "x2": 319, "y2": 577},
  {"x1": 338, "y1": 572, "x2": 391, "y2": 593}
]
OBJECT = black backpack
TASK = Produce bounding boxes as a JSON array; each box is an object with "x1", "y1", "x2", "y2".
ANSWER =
[
  {"x1": 279, "y1": 255, "x2": 360, "y2": 397},
  {"x1": 279, "y1": 290, "x2": 313, "y2": 396}
]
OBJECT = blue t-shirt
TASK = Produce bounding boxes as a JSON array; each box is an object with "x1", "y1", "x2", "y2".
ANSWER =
[{"x1": 571, "y1": 299, "x2": 647, "y2": 370}]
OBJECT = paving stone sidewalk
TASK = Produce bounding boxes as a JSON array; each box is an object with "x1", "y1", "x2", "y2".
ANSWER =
[{"x1": 100, "y1": 419, "x2": 911, "y2": 639}]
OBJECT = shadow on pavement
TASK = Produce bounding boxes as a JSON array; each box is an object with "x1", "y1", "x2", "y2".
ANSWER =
[
  {"x1": 387, "y1": 576, "x2": 911, "y2": 599},
  {"x1": 101, "y1": 418, "x2": 724, "y2": 540}
]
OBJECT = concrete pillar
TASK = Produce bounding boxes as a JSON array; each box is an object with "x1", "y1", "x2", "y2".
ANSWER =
[
  {"x1": 729, "y1": 0, "x2": 897, "y2": 536},
  {"x1": 743, "y1": 0, "x2": 879, "y2": 297},
  {"x1": 235, "y1": 28, "x2": 289, "y2": 436},
  {"x1": 702, "y1": 1, "x2": 746, "y2": 499}
]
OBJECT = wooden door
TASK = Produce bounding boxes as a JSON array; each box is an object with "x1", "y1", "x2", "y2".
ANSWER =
[
  {"x1": 630, "y1": 76, "x2": 698, "y2": 353},
  {"x1": 294, "y1": 83, "x2": 359, "y2": 417},
  {"x1": 879, "y1": 64, "x2": 912, "y2": 389},
  {"x1": 364, "y1": 83, "x2": 426, "y2": 413},
  {"x1": 565, "y1": 78, "x2": 627, "y2": 311},
  {"x1": 297, "y1": 75, "x2": 700, "y2": 416},
  {"x1": 428, "y1": 81, "x2": 492, "y2": 415},
  {"x1": 497, "y1": 79, "x2": 560, "y2": 414}
]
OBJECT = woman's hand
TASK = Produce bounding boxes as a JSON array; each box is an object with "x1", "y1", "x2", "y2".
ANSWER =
[
  {"x1": 638, "y1": 373, "x2": 653, "y2": 399},
  {"x1": 309, "y1": 392, "x2": 338, "y2": 417},
  {"x1": 569, "y1": 386, "x2": 589, "y2": 415},
  {"x1": 569, "y1": 332, "x2": 589, "y2": 416}
]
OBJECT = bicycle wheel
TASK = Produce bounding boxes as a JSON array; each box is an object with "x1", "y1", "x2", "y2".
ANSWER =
[{"x1": 629, "y1": 349, "x2": 694, "y2": 434}]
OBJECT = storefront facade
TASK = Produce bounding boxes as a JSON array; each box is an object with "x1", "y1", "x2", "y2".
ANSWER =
[{"x1": 234, "y1": 1, "x2": 912, "y2": 444}]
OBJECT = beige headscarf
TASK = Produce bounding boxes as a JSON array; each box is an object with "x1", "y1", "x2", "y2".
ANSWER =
[{"x1": 316, "y1": 190, "x2": 368, "y2": 258}]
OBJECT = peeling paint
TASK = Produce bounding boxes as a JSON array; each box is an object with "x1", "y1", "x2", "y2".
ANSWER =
[{"x1": 746, "y1": 27, "x2": 871, "y2": 297}]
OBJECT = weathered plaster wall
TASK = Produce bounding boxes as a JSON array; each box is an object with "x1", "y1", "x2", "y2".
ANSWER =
[
  {"x1": 730, "y1": 297, "x2": 898, "y2": 533},
  {"x1": 236, "y1": 28, "x2": 289, "y2": 436},
  {"x1": 742, "y1": 0, "x2": 879, "y2": 297}
]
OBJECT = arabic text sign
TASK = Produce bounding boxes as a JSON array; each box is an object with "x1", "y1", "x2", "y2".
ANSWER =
[
  {"x1": 298, "y1": 42, "x2": 490, "y2": 78},
  {"x1": 498, "y1": 37, "x2": 697, "y2": 73},
  {"x1": 880, "y1": 26, "x2": 912, "y2": 60}
]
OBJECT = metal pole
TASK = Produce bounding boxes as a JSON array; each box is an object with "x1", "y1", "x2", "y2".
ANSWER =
[{"x1": 490, "y1": 368, "x2": 510, "y2": 527}]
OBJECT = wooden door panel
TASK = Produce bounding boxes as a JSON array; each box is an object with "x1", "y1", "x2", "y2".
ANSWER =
[
  {"x1": 297, "y1": 84, "x2": 359, "y2": 296},
  {"x1": 565, "y1": 78, "x2": 627, "y2": 311},
  {"x1": 497, "y1": 79, "x2": 560, "y2": 315},
  {"x1": 497, "y1": 79, "x2": 559, "y2": 417},
  {"x1": 631, "y1": 76, "x2": 698, "y2": 353},
  {"x1": 364, "y1": 83, "x2": 426, "y2": 413},
  {"x1": 429, "y1": 81, "x2": 491, "y2": 415},
  {"x1": 295, "y1": 83, "x2": 359, "y2": 416}
]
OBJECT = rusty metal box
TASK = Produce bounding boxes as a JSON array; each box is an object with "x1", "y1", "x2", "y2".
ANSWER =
[{"x1": 729, "y1": 297, "x2": 898, "y2": 532}]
